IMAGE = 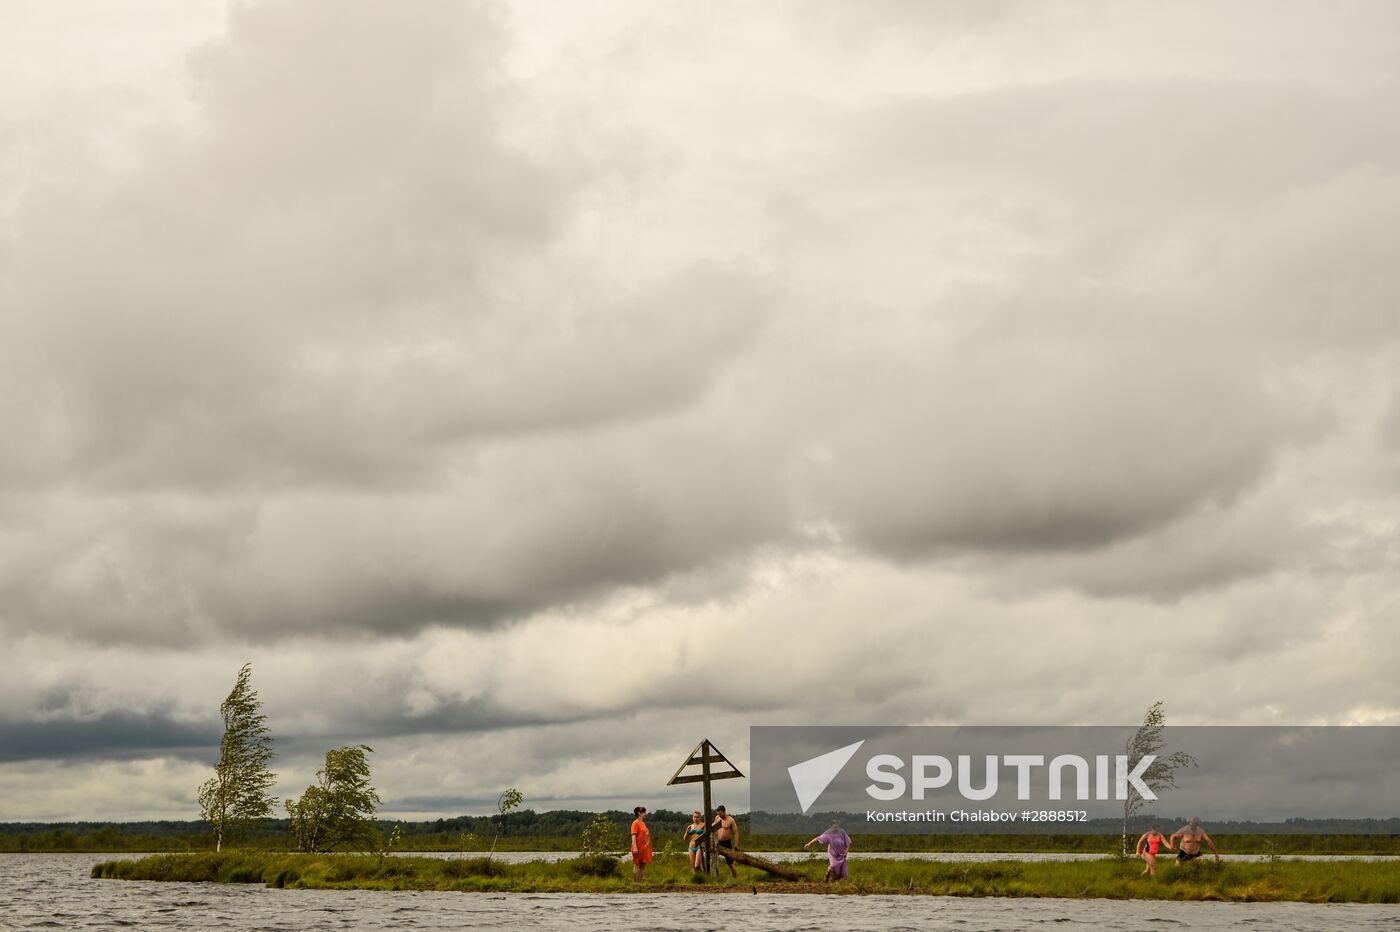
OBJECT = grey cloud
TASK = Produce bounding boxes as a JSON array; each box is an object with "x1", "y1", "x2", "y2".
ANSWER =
[
  {"x1": 0, "y1": 0, "x2": 787, "y2": 646},
  {"x1": 1, "y1": 13, "x2": 775, "y2": 495},
  {"x1": 366, "y1": 695, "x2": 591, "y2": 738},
  {"x1": 749, "y1": 76, "x2": 1391, "y2": 572},
  {"x1": 798, "y1": 328, "x2": 1292, "y2": 558},
  {"x1": 283, "y1": 687, "x2": 603, "y2": 749},
  {"x1": 798, "y1": 0, "x2": 1020, "y2": 39},
  {"x1": 1207, "y1": 169, "x2": 1400, "y2": 349},
  {"x1": 388, "y1": 795, "x2": 495, "y2": 814},
  {"x1": 1384, "y1": 392, "x2": 1400, "y2": 452},
  {"x1": 4, "y1": 1, "x2": 771, "y2": 496},
  {"x1": 837, "y1": 81, "x2": 1398, "y2": 216},
  {"x1": 0, "y1": 411, "x2": 793, "y2": 643},
  {"x1": 0, "y1": 712, "x2": 217, "y2": 764},
  {"x1": 425, "y1": 263, "x2": 774, "y2": 439},
  {"x1": 996, "y1": 496, "x2": 1311, "y2": 602},
  {"x1": 3, "y1": 2, "x2": 557, "y2": 488},
  {"x1": 0, "y1": 670, "x2": 589, "y2": 768},
  {"x1": 208, "y1": 429, "x2": 790, "y2": 640}
]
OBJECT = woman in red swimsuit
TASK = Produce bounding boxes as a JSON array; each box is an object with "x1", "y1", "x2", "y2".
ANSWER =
[{"x1": 1134, "y1": 823, "x2": 1173, "y2": 877}]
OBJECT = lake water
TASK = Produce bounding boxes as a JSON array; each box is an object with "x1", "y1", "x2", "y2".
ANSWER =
[{"x1": 5, "y1": 853, "x2": 1400, "y2": 931}]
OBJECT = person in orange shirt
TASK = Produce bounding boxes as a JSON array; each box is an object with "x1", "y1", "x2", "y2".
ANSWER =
[{"x1": 630, "y1": 806, "x2": 652, "y2": 881}]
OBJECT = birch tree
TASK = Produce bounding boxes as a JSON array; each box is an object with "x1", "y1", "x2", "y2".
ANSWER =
[
  {"x1": 197, "y1": 663, "x2": 277, "y2": 851},
  {"x1": 488, "y1": 788, "x2": 524, "y2": 860},
  {"x1": 286, "y1": 745, "x2": 381, "y2": 853},
  {"x1": 1122, "y1": 700, "x2": 1196, "y2": 854}
]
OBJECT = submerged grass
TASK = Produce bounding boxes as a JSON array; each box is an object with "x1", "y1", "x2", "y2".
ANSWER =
[{"x1": 91, "y1": 851, "x2": 1400, "y2": 902}]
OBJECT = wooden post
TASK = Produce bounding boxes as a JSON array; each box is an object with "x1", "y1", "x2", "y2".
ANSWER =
[{"x1": 702, "y1": 745, "x2": 714, "y2": 875}]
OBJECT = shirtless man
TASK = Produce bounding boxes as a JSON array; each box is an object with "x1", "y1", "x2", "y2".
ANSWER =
[
  {"x1": 1169, "y1": 816, "x2": 1220, "y2": 863},
  {"x1": 712, "y1": 805, "x2": 740, "y2": 878}
]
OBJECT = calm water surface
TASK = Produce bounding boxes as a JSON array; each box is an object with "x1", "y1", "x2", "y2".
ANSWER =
[{"x1": 4, "y1": 853, "x2": 1399, "y2": 932}]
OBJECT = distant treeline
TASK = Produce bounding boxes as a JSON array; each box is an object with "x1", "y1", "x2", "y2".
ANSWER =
[
  {"x1": 4, "y1": 810, "x2": 1399, "y2": 854},
  {"x1": 0, "y1": 809, "x2": 707, "y2": 853}
]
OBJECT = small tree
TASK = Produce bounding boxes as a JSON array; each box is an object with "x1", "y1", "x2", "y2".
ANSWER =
[
  {"x1": 286, "y1": 745, "x2": 381, "y2": 853},
  {"x1": 578, "y1": 812, "x2": 626, "y2": 857},
  {"x1": 571, "y1": 812, "x2": 626, "y2": 878},
  {"x1": 488, "y1": 788, "x2": 524, "y2": 860},
  {"x1": 380, "y1": 824, "x2": 405, "y2": 858},
  {"x1": 1122, "y1": 700, "x2": 1197, "y2": 855},
  {"x1": 197, "y1": 663, "x2": 277, "y2": 852}
]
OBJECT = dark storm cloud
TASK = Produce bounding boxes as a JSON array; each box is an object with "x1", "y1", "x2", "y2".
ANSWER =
[
  {"x1": 0, "y1": 712, "x2": 217, "y2": 764},
  {"x1": 290, "y1": 690, "x2": 603, "y2": 747},
  {"x1": 0, "y1": 672, "x2": 590, "y2": 767},
  {"x1": 370, "y1": 695, "x2": 593, "y2": 737}
]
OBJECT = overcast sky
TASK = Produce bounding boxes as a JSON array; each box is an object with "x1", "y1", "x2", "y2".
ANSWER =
[{"x1": 2, "y1": 0, "x2": 1398, "y2": 822}]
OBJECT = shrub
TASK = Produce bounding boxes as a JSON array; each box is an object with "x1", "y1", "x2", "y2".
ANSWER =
[
  {"x1": 568, "y1": 854, "x2": 620, "y2": 878},
  {"x1": 373, "y1": 859, "x2": 416, "y2": 879},
  {"x1": 459, "y1": 856, "x2": 508, "y2": 877}
]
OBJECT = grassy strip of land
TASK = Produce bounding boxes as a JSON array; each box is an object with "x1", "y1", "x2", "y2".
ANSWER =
[
  {"x1": 91, "y1": 851, "x2": 1400, "y2": 902},
  {"x1": 20, "y1": 828, "x2": 1400, "y2": 855},
  {"x1": 11, "y1": 809, "x2": 1399, "y2": 854}
]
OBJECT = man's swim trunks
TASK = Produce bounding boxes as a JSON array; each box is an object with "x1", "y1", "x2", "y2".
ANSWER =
[
  {"x1": 717, "y1": 838, "x2": 735, "y2": 864},
  {"x1": 1177, "y1": 848, "x2": 1203, "y2": 862}
]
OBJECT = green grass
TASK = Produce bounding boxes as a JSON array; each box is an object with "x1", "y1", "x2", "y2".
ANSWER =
[
  {"x1": 14, "y1": 821, "x2": 1398, "y2": 855},
  {"x1": 90, "y1": 851, "x2": 1400, "y2": 901}
]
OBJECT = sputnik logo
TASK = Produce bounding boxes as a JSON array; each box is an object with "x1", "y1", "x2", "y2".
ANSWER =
[{"x1": 787, "y1": 740, "x2": 865, "y2": 814}]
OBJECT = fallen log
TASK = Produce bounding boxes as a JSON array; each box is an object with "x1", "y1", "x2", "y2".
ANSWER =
[{"x1": 713, "y1": 847, "x2": 805, "y2": 881}]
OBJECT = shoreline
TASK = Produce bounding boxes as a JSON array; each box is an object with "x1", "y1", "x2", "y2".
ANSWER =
[
  {"x1": 13, "y1": 824, "x2": 1400, "y2": 857},
  {"x1": 89, "y1": 851, "x2": 1400, "y2": 903}
]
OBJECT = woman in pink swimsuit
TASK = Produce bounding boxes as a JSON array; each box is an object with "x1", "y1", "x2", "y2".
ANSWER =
[{"x1": 1134, "y1": 823, "x2": 1173, "y2": 877}]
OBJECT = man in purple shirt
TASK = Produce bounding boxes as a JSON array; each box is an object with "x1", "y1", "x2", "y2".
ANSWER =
[{"x1": 804, "y1": 821, "x2": 852, "y2": 881}]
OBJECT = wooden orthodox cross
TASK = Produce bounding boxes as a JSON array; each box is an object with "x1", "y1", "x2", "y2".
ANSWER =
[{"x1": 667, "y1": 738, "x2": 743, "y2": 875}]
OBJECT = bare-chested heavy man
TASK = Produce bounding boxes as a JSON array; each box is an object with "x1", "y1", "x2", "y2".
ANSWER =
[
  {"x1": 712, "y1": 805, "x2": 740, "y2": 878},
  {"x1": 1169, "y1": 816, "x2": 1220, "y2": 863}
]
